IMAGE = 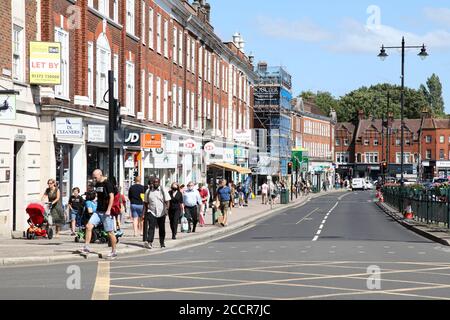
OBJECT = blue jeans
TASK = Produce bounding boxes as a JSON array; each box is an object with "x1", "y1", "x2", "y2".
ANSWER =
[
  {"x1": 88, "y1": 212, "x2": 115, "y2": 232},
  {"x1": 131, "y1": 204, "x2": 144, "y2": 218}
]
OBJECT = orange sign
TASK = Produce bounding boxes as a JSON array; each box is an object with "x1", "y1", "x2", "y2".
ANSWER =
[{"x1": 141, "y1": 133, "x2": 162, "y2": 149}]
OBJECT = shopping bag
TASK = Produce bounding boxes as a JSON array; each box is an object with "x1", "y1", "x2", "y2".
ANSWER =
[{"x1": 181, "y1": 214, "x2": 189, "y2": 233}]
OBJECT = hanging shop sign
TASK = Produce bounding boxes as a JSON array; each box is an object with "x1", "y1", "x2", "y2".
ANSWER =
[
  {"x1": 234, "y1": 130, "x2": 252, "y2": 143},
  {"x1": 183, "y1": 139, "x2": 197, "y2": 152},
  {"x1": 0, "y1": 94, "x2": 16, "y2": 120},
  {"x1": 204, "y1": 142, "x2": 216, "y2": 155}
]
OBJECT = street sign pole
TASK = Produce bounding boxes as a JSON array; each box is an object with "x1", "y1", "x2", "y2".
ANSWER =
[{"x1": 108, "y1": 70, "x2": 115, "y2": 181}]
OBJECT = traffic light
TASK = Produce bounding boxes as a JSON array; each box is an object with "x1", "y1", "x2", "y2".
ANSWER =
[
  {"x1": 288, "y1": 162, "x2": 293, "y2": 175},
  {"x1": 113, "y1": 99, "x2": 122, "y2": 130}
]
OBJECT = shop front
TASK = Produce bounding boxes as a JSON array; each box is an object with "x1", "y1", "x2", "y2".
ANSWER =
[
  {"x1": 54, "y1": 117, "x2": 84, "y2": 204},
  {"x1": 85, "y1": 123, "x2": 122, "y2": 189},
  {"x1": 436, "y1": 161, "x2": 450, "y2": 179}
]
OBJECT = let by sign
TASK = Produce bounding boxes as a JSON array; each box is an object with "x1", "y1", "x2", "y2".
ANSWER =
[{"x1": 30, "y1": 42, "x2": 61, "y2": 85}]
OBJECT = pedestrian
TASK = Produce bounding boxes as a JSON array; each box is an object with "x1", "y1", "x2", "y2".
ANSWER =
[
  {"x1": 41, "y1": 179, "x2": 65, "y2": 238},
  {"x1": 183, "y1": 182, "x2": 202, "y2": 233},
  {"x1": 110, "y1": 177, "x2": 126, "y2": 235},
  {"x1": 143, "y1": 177, "x2": 170, "y2": 249},
  {"x1": 168, "y1": 182, "x2": 183, "y2": 240},
  {"x1": 198, "y1": 183, "x2": 209, "y2": 227},
  {"x1": 229, "y1": 182, "x2": 236, "y2": 214},
  {"x1": 80, "y1": 170, "x2": 117, "y2": 259},
  {"x1": 243, "y1": 176, "x2": 252, "y2": 207},
  {"x1": 128, "y1": 176, "x2": 146, "y2": 237},
  {"x1": 68, "y1": 187, "x2": 84, "y2": 236},
  {"x1": 216, "y1": 179, "x2": 231, "y2": 227},
  {"x1": 261, "y1": 181, "x2": 269, "y2": 205}
]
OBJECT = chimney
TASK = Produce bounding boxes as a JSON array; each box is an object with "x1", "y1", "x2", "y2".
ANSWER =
[
  {"x1": 233, "y1": 32, "x2": 241, "y2": 47},
  {"x1": 238, "y1": 36, "x2": 245, "y2": 53},
  {"x1": 204, "y1": 2, "x2": 211, "y2": 22},
  {"x1": 421, "y1": 107, "x2": 431, "y2": 119},
  {"x1": 192, "y1": 0, "x2": 200, "y2": 11},
  {"x1": 257, "y1": 61, "x2": 268, "y2": 73},
  {"x1": 358, "y1": 110, "x2": 365, "y2": 121},
  {"x1": 387, "y1": 112, "x2": 394, "y2": 127}
]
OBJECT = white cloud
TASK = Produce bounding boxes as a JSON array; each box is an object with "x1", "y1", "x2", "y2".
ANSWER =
[
  {"x1": 256, "y1": 16, "x2": 331, "y2": 42},
  {"x1": 327, "y1": 18, "x2": 450, "y2": 54},
  {"x1": 424, "y1": 7, "x2": 450, "y2": 27}
]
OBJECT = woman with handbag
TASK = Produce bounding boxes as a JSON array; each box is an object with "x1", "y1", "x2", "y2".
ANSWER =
[{"x1": 41, "y1": 179, "x2": 65, "y2": 238}]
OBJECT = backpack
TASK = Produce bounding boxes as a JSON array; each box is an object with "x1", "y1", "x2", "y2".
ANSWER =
[{"x1": 111, "y1": 193, "x2": 124, "y2": 217}]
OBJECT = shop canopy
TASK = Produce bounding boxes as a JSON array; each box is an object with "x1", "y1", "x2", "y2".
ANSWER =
[{"x1": 208, "y1": 162, "x2": 252, "y2": 175}]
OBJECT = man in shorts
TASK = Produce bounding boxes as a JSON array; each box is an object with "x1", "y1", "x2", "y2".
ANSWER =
[{"x1": 80, "y1": 169, "x2": 117, "y2": 259}]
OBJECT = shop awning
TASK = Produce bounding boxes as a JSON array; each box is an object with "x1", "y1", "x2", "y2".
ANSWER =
[{"x1": 208, "y1": 162, "x2": 252, "y2": 174}]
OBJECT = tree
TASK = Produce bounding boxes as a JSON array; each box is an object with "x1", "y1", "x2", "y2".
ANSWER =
[{"x1": 420, "y1": 74, "x2": 445, "y2": 117}]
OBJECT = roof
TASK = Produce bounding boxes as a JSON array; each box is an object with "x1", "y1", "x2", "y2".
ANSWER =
[
  {"x1": 303, "y1": 100, "x2": 326, "y2": 116},
  {"x1": 422, "y1": 118, "x2": 450, "y2": 130},
  {"x1": 336, "y1": 122, "x2": 356, "y2": 134},
  {"x1": 356, "y1": 119, "x2": 422, "y2": 139}
]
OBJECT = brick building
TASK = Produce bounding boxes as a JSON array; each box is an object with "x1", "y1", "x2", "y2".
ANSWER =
[
  {"x1": 336, "y1": 112, "x2": 422, "y2": 181},
  {"x1": 292, "y1": 99, "x2": 336, "y2": 190},
  {"x1": 335, "y1": 122, "x2": 356, "y2": 179},
  {"x1": 420, "y1": 117, "x2": 450, "y2": 179},
  {"x1": 37, "y1": 0, "x2": 257, "y2": 204},
  {"x1": 0, "y1": 0, "x2": 40, "y2": 236},
  {"x1": 0, "y1": 0, "x2": 257, "y2": 236}
]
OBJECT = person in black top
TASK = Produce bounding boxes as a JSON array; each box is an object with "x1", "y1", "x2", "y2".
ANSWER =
[
  {"x1": 168, "y1": 182, "x2": 184, "y2": 240},
  {"x1": 68, "y1": 187, "x2": 85, "y2": 236},
  {"x1": 80, "y1": 169, "x2": 117, "y2": 259},
  {"x1": 128, "y1": 176, "x2": 146, "y2": 237}
]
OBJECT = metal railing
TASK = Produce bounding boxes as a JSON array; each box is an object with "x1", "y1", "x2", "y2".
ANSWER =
[{"x1": 382, "y1": 186, "x2": 450, "y2": 228}]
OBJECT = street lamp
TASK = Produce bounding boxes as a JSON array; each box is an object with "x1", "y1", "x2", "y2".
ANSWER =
[{"x1": 378, "y1": 37, "x2": 428, "y2": 186}]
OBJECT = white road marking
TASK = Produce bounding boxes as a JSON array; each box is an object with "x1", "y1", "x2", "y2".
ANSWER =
[
  {"x1": 359, "y1": 251, "x2": 366, "y2": 254},
  {"x1": 312, "y1": 201, "x2": 339, "y2": 241},
  {"x1": 388, "y1": 252, "x2": 396, "y2": 254},
  {"x1": 329, "y1": 251, "x2": 336, "y2": 254},
  {"x1": 322, "y1": 220, "x2": 327, "y2": 224},
  {"x1": 296, "y1": 208, "x2": 319, "y2": 225}
]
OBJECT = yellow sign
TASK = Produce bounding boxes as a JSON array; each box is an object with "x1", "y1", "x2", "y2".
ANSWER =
[{"x1": 29, "y1": 42, "x2": 61, "y2": 85}]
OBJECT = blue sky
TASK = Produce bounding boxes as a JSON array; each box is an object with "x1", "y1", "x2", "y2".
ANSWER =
[{"x1": 209, "y1": 0, "x2": 450, "y2": 112}]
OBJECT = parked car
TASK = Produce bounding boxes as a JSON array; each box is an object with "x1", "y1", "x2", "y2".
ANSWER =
[
  {"x1": 365, "y1": 180, "x2": 374, "y2": 190},
  {"x1": 352, "y1": 178, "x2": 366, "y2": 191}
]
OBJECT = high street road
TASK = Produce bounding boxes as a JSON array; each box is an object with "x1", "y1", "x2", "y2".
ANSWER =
[{"x1": 1, "y1": 191, "x2": 450, "y2": 300}]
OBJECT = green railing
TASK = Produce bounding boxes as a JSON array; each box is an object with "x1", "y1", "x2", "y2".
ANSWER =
[{"x1": 382, "y1": 186, "x2": 450, "y2": 228}]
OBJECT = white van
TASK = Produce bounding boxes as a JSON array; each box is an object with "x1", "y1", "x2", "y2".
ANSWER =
[{"x1": 352, "y1": 178, "x2": 366, "y2": 191}]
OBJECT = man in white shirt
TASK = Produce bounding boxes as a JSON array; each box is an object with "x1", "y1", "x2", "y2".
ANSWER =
[
  {"x1": 143, "y1": 177, "x2": 171, "y2": 249},
  {"x1": 261, "y1": 182, "x2": 269, "y2": 205}
]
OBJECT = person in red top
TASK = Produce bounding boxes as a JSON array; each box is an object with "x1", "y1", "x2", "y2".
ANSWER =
[{"x1": 198, "y1": 183, "x2": 209, "y2": 227}]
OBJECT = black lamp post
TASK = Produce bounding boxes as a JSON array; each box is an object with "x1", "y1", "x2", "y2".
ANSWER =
[{"x1": 378, "y1": 37, "x2": 428, "y2": 186}]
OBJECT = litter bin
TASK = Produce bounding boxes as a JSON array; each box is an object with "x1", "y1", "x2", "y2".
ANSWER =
[{"x1": 281, "y1": 189, "x2": 290, "y2": 204}]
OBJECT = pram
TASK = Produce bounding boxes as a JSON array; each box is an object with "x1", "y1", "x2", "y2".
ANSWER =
[
  {"x1": 26, "y1": 203, "x2": 54, "y2": 240},
  {"x1": 75, "y1": 208, "x2": 123, "y2": 246}
]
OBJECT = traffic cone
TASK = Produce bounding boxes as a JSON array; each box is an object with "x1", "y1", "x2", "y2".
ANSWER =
[{"x1": 404, "y1": 205, "x2": 414, "y2": 220}]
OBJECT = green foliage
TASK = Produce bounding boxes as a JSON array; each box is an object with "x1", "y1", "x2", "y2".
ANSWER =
[{"x1": 299, "y1": 75, "x2": 444, "y2": 122}]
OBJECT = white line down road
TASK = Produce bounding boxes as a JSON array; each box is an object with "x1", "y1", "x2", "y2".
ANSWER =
[{"x1": 313, "y1": 201, "x2": 339, "y2": 242}]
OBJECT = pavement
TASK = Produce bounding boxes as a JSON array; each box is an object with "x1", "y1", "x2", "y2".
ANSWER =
[
  {"x1": 0, "y1": 190, "x2": 344, "y2": 266},
  {"x1": 377, "y1": 200, "x2": 450, "y2": 247}
]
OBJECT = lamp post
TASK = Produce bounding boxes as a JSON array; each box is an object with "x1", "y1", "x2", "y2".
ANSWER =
[{"x1": 378, "y1": 37, "x2": 428, "y2": 186}]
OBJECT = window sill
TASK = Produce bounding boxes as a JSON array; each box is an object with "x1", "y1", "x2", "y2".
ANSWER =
[
  {"x1": 55, "y1": 96, "x2": 71, "y2": 102},
  {"x1": 13, "y1": 80, "x2": 29, "y2": 88}
]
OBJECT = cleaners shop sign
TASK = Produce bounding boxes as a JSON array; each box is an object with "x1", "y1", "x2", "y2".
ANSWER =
[{"x1": 55, "y1": 118, "x2": 83, "y2": 138}]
